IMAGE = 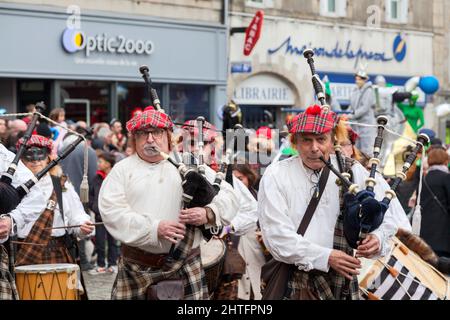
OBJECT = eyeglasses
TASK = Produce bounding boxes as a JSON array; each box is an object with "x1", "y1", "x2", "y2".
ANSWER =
[{"x1": 135, "y1": 128, "x2": 165, "y2": 140}]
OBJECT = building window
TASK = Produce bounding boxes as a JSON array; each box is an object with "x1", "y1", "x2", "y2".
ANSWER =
[
  {"x1": 169, "y1": 85, "x2": 210, "y2": 124},
  {"x1": 245, "y1": 0, "x2": 274, "y2": 9},
  {"x1": 118, "y1": 82, "x2": 163, "y2": 124},
  {"x1": 385, "y1": 0, "x2": 408, "y2": 24},
  {"x1": 320, "y1": 0, "x2": 347, "y2": 17}
]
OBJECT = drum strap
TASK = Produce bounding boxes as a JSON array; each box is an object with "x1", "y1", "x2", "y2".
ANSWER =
[
  {"x1": 51, "y1": 175, "x2": 78, "y2": 262},
  {"x1": 51, "y1": 175, "x2": 65, "y2": 224}
]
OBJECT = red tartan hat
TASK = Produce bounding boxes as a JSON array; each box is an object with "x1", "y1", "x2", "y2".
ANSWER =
[
  {"x1": 126, "y1": 106, "x2": 173, "y2": 133},
  {"x1": 256, "y1": 126, "x2": 272, "y2": 140},
  {"x1": 16, "y1": 134, "x2": 53, "y2": 153},
  {"x1": 182, "y1": 119, "x2": 217, "y2": 143},
  {"x1": 288, "y1": 105, "x2": 336, "y2": 134},
  {"x1": 347, "y1": 126, "x2": 359, "y2": 144}
]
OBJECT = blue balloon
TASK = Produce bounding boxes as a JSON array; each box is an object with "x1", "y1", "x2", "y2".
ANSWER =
[{"x1": 419, "y1": 76, "x2": 439, "y2": 94}]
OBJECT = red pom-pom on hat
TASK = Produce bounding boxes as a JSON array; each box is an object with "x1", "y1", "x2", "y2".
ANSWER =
[
  {"x1": 305, "y1": 105, "x2": 322, "y2": 115},
  {"x1": 144, "y1": 106, "x2": 155, "y2": 112}
]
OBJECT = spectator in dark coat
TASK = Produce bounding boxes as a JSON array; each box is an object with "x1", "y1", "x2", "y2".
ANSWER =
[
  {"x1": 88, "y1": 152, "x2": 119, "y2": 273},
  {"x1": 419, "y1": 147, "x2": 450, "y2": 258}
]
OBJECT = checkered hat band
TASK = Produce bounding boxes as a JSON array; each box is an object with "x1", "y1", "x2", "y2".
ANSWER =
[
  {"x1": 182, "y1": 120, "x2": 217, "y2": 142},
  {"x1": 16, "y1": 135, "x2": 53, "y2": 152},
  {"x1": 126, "y1": 109, "x2": 173, "y2": 133},
  {"x1": 289, "y1": 113, "x2": 335, "y2": 134}
]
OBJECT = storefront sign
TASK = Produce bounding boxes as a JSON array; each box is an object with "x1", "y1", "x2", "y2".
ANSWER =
[
  {"x1": 233, "y1": 74, "x2": 294, "y2": 105},
  {"x1": 62, "y1": 27, "x2": 155, "y2": 56},
  {"x1": 267, "y1": 33, "x2": 407, "y2": 68}
]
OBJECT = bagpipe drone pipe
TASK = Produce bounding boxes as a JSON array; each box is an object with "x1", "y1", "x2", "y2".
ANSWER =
[
  {"x1": 139, "y1": 66, "x2": 227, "y2": 264},
  {"x1": 302, "y1": 49, "x2": 430, "y2": 248}
]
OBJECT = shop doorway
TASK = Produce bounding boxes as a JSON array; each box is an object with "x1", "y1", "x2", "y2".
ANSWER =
[
  {"x1": 240, "y1": 105, "x2": 279, "y2": 130},
  {"x1": 63, "y1": 99, "x2": 91, "y2": 126},
  {"x1": 59, "y1": 81, "x2": 109, "y2": 125},
  {"x1": 17, "y1": 79, "x2": 51, "y2": 114}
]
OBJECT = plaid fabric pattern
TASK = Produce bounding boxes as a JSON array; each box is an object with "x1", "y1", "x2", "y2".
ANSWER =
[
  {"x1": 288, "y1": 105, "x2": 336, "y2": 134},
  {"x1": 126, "y1": 108, "x2": 173, "y2": 133},
  {"x1": 213, "y1": 279, "x2": 239, "y2": 300},
  {"x1": 16, "y1": 135, "x2": 53, "y2": 153},
  {"x1": 112, "y1": 225, "x2": 208, "y2": 300},
  {"x1": 15, "y1": 203, "x2": 73, "y2": 266},
  {"x1": 284, "y1": 157, "x2": 359, "y2": 300},
  {"x1": 0, "y1": 245, "x2": 19, "y2": 300},
  {"x1": 182, "y1": 120, "x2": 217, "y2": 143}
]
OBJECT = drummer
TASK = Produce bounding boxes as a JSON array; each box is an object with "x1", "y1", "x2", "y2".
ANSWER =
[
  {"x1": 1, "y1": 142, "x2": 46, "y2": 300},
  {"x1": 14, "y1": 135, "x2": 94, "y2": 266}
]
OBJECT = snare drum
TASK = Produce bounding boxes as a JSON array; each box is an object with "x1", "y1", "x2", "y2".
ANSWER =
[
  {"x1": 359, "y1": 237, "x2": 449, "y2": 300},
  {"x1": 200, "y1": 238, "x2": 226, "y2": 296},
  {"x1": 15, "y1": 264, "x2": 80, "y2": 300}
]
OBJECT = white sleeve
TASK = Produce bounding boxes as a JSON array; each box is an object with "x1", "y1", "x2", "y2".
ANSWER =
[
  {"x1": 230, "y1": 177, "x2": 258, "y2": 235},
  {"x1": 258, "y1": 167, "x2": 332, "y2": 272},
  {"x1": 98, "y1": 165, "x2": 160, "y2": 247},
  {"x1": 64, "y1": 183, "x2": 94, "y2": 238},
  {"x1": 203, "y1": 167, "x2": 239, "y2": 228},
  {"x1": 7, "y1": 161, "x2": 47, "y2": 239}
]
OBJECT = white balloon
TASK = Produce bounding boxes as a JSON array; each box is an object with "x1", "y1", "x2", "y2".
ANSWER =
[
  {"x1": 436, "y1": 103, "x2": 450, "y2": 118},
  {"x1": 404, "y1": 76, "x2": 420, "y2": 92}
]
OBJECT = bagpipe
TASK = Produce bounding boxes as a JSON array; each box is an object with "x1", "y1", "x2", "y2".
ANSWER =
[
  {"x1": 139, "y1": 66, "x2": 241, "y2": 259},
  {"x1": 0, "y1": 102, "x2": 86, "y2": 215},
  {"x1": 302, "y1": 49, "x2": 429, "y2": 248}
]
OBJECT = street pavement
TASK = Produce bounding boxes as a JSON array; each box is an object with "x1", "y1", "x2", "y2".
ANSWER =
[{"x1": 83, "y1": 270, "x2": 116, "y2": 300}]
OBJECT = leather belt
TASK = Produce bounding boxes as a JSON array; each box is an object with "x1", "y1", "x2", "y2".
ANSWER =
[{"x1": 121, "y1": 244, "x2": 200, "y2": 268}]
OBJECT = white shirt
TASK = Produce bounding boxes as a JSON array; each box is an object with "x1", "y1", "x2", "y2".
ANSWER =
[
  {"x1": 230, "y1": 176, "x2": 265, "y2": 300},
  {"x1": 258, "y1": 155, "x2": 398, "y2": 273},
  {"x1": 231, "y1": 176, "x2": 259, "y2": 235},
  {"x1": 98, "y1": 153, "x2": 239, "y2": 254},
  {"x1": 0, "y1": 144, "x2": 46, "y2": 242},
  {"x1": 16, "y1": 174, "x2": 93, "y2": 239}
]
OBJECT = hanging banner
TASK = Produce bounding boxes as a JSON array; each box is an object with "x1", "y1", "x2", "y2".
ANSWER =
[{"x1": 243, "y1": 10, "x2": 264, "y2": 56}]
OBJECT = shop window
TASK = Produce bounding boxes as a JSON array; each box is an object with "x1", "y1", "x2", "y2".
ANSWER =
[
  {"x1": 169, "y1": 85, "x2": 210, "y2": 124},
  {"x1": 59, "y1": 81, "x2": 110, "y2": 125},
  {"x1": 245, "y1": 0, "x2": 274, "y2": 9},
  {"x1": 320, "y1": 0, "x2": 347, "y2": 17},
  {"x1": 118, "y1": 82, "x2": 163, "y2": 124},
  {"x1": 17, "y1": 80, "x2": 51, "y2": 114},
  {"x1": 385, "y1": 0, "x2": 408, "y2": 24}
]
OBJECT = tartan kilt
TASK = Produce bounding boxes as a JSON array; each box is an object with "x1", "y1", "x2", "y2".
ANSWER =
[
  {"x1": 0, "y1": 245, "x2": 19, "y2": 300},
  {"x1": 283, "y1": 214, "x2": 360, "y2": 300},
  {"x1": 213, "y1": 279, "x2": 239, "y2": 300},
  {"x1": 16, "y1": 239, "x2": 75, "y2": 266},
  {"x1": 15, "y1": 205, "x2": 54, "y2": 266},
  {"x1": 112, "y1": 249, "x2": 209, "y2": 300}
]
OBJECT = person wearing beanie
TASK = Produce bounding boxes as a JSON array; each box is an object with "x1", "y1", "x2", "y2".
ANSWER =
[
  {"x1": 258, "y1": 105, "x2": 402, "y2": 300},
  {"x1": 12, "y1": 135, "x2": 94, "y2": 297},
  {"x1": 0, "y1": 142, "x2": 46, "y2": 300},
  {"x1": 98, "y1": 107, "x2": 238, "y2": 300}
]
